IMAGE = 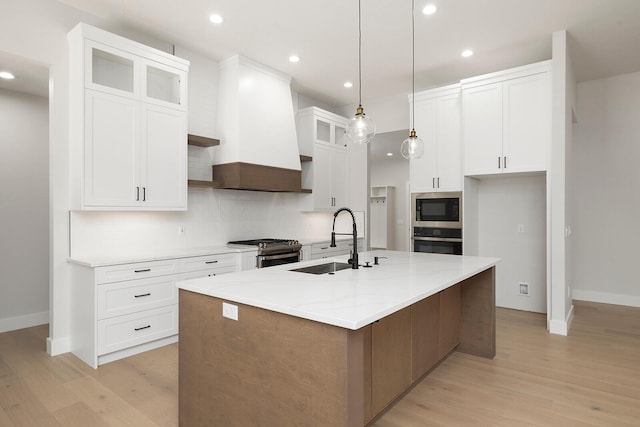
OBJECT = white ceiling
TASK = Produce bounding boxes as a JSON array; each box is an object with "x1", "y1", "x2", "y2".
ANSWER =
[{"x1": 53, "y1": 0, "x2": 640, "y2": 108}]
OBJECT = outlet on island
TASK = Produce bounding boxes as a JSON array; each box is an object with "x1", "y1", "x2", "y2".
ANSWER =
[{"x1": 222, "y1": 302, "x2": 238, "y2": 320}]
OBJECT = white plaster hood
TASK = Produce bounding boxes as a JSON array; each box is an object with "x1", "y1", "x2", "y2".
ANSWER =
[{"x1": 213, "y1": 55, "x2": 302, "y2": 192}]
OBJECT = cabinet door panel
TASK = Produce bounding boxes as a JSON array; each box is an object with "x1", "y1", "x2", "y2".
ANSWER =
[
  {"x1": 371, "y1": 307, "x2": 411, "y2": 414},
  {"x1": 436, "y1": 93, "x2": 462, "y2": 191},
  {"x1": 463, "y1": 83, "x2": 503, "y2": 176},
  {"x1": 312, "y1": 144, "x2": 333, "y2": 210},
  {"x1": 439, "y1": 284, "x2": 461, "y2": 358},
  {"x1": 143, "y1": 60, "x2": 187, "y2": 110},
  {"x1": 503, "y1": 73, "x2": 549, "y2": 173},
  {"x1": 142, "y1": 104, "x2": 187, "y2": 209},
  {"x1": 410, "y1": 99, "x2": 437, "y2": 193},
  {"x1": 411, "y1": 294, "x2": 440, "y2": 381},
  {"x1": 331, "y1": 148, "x2": 349, "y2": 208},
  {"x1": 84, "y1": 90, "x2": 139, "y2": 207},
  {"x1": 85, "y1": 41, "x2": 138, "y2": 98}
]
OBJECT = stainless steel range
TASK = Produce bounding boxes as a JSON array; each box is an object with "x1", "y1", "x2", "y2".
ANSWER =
[{"x1": 228, "y1": 238, "x2": 302, "y2": 268}]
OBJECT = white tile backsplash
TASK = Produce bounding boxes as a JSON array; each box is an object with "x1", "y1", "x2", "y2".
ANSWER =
[{"x1": 70, "y1": 189, "x2": 366, "y2": 258}]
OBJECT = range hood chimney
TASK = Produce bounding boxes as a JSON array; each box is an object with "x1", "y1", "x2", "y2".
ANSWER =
[{"x1": 213, "y1": 55, "x2": 302, "y2": 191}]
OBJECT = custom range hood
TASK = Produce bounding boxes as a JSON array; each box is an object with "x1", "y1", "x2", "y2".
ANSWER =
[{"x1": 213, "y1": 55, "x2": 302, "y2": 192}]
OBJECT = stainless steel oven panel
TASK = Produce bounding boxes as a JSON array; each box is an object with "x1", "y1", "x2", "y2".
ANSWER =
[
  {"x1": 411, "y1": 191, "x2": 462, "y2": 229},
  {"x1": 257, "y1": 252, "x2": 301, "y2": 268},
  {"x1": 413, "y1": 236, "x2": 463, "y2": 243},
  {"x1": 413, "y1": 237, "x2": 463, "y2": 255}
]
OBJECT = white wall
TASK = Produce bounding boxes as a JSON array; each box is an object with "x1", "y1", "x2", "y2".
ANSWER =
[
  {"x1": 570, "y1": 70, "x2": 640, "y2": 307},
  {"x1": 477, "y1": 175, "x2": 547, "y2": 313},
  {"x1": 370, "y1": 157, "x2": 410, "y2": 251},
  {"x1": 548, "y1": 30, "x2": 576, "y2": 335},
  {"x1": 0, "y1": 89, "x2": 49, "y2": 332}
]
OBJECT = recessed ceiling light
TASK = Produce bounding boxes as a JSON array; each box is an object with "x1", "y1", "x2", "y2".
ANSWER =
[
  {"x1": 289, "y1": 55, "x2": 300, "y2": 63},
  {"x1": 422, "y1": 4, "x2": 437, "y2": 15},
  {"x1": 209, "y1": 14, "x2": 223, "y2": 24},
  {"x1": 461, "y1": 49, "x2": 474, "y2": 58},
  {"x1": 0, "y1": 71, "x2": 15, "y2": 80},
  {"x1": 344, "y1": 82, "x2": 353, "y2": 88},
  {"x1": 386, "y1": 152, "x2": 394, "y2": 157}
]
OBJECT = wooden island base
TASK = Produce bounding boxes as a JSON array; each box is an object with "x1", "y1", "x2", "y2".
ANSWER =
[{"x1": 178, "y1": 267, "x2": 495, "y2": 427}]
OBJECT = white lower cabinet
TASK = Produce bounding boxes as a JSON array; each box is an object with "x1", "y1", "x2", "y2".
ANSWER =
[
  {"x1": 97, "y1": 305, "x2": 178, "y2": 356},
  {"x1": 71, "y1": 251, "x2": 238, "y2": 368},
  {"x1": 310, "y1": 238, "x2": 364, "y2": 260}
]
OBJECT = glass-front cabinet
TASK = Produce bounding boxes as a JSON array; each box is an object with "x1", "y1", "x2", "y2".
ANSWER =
[
  {"x1": 69, "y1": 22, "x2": 189, "y2": 210},
  {"x1": 85, "y1": 40, "x2": 186, "y2": 110}
]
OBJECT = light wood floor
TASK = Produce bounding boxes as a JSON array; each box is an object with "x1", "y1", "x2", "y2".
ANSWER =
[{"x1": 1, "y1": 301, "x2": 639, "y2": 426}]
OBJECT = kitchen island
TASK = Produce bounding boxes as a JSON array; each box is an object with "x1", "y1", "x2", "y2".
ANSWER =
[{"x1": 176, "y1": 250, "x2": 499, "y2": 426}]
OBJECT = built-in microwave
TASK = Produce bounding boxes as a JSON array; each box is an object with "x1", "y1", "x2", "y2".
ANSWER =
[{"x1": 412, "y1": 192, "x2": 462, "y2": 229}]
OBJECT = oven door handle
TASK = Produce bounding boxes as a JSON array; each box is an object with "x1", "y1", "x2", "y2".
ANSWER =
[
  {"x1": 259, "y1": 252, "x2": 300, "y2": 261},
  {"x1": 412, "y1": 236, "x2": 463, "y2": 243}
]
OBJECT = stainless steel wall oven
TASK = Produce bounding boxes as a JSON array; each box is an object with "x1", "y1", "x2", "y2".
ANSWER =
[{"x1": 412, "y1": 192, "x2": 463, "y2": 255}]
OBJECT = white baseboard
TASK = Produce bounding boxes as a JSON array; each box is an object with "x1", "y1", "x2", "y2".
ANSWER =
[
  {"x1": 572, "y1": 289, "x2": 640, "y2": 307},
  {"x1": 47, "y1": 335, "x2": 71, "y2": 356},
  {"x1": 549, "y1": 304, "x2": 574, "y2": 336},
  {"x1": 0, "y1": 311, "x2": 49, "y2": 334}
]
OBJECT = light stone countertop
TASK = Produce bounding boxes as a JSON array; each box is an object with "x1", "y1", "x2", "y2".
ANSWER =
[
  {"x1": 67, "y1": 245, "x2": 258, "y2": 268},
  {"x1": 176, "y1": 250, "x2": 500, "y2": 330}
]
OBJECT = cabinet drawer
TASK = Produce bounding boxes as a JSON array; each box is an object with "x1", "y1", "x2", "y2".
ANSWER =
[
  {"x1": 97, "y1": 259, "x2": 180, "y2": 284},
  {"x1": 97, "y1": 275, "x2": 179, "y2": 320},
  {"x1": 97, "y1": 305, "x2": 178, "y2": 355},
  {"x1": 179, "y1": 253, "x2": 237, "y2": 273},
  {"x1": 311, "y1": 242, "x2": 335, "y2": 255},
  {"x1": 179, "y1": 266, "x2": 237, "y2": 281}
]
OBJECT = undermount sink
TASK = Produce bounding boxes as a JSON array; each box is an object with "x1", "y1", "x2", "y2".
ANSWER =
[{"x1": 289, "y1": 262, "x2": 352, "y2": 275}]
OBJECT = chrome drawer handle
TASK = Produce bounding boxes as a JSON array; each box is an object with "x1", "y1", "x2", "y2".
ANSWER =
[
  {"x1": 134, "y1": 293, "x2": 151, "y2": 298},
  {"x1": 205, "y1": 260, "x2": 218, "y2": 264},
  {"x1": 134, "y1": 269, "x2": 151, "y2": 273},
  {"x1": 134, "y1": 325, "x2": 151, "y2": 331}
]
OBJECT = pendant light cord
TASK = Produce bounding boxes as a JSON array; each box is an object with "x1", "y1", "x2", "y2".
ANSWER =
[
  {"x1": 411, "y1": 0, "x2": 416, "y2": 131},
  {"x1": 358, "y1": 0, "x2": 363, "y2": 107}
]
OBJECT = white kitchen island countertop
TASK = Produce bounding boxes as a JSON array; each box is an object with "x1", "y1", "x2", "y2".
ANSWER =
[{"x1": 176, "y1": 250, "x2": 499, "y2": 330}]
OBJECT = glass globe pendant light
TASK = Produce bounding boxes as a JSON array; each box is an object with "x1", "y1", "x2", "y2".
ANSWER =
[
  {"x1": 401, "y1": 0, "x2": 424, "y2": 159},
  {"x1": 346, "y1": 0, "x2": 376, "y2": 144}
]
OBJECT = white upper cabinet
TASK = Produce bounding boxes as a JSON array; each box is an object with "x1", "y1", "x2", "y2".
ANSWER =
[
  {"x1": 296, "y1": 107, "x2": 348, "y2": 155},
  {"x1": 462, "y1": 61, "x2": 551, "y2": 176},
  {"x1": 69, "y1": 23, "x2": 189, "y2": 210},
  {"x1": 297, "y1": 107, "x2": 351, "y2": 211},
  {"x1": 410, "y1": 84, "x2": 462, "y2": 193}
]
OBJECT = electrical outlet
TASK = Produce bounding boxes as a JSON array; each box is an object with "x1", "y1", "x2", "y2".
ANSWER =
[
  {"x1": 222, "y1": 302, "x2": 238, "y2": 321},
  {"x1": 517, "y1": 224, "x2": 525, "y2": 233},
  {"x1": 519, "y1": 282, "x2": 529, "y2": 296}
]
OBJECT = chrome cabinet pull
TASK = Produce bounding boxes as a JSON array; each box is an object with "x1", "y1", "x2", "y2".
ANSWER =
[
  {"x1": 143, "y1": 187, "x2": 146, "y2": 201},
  {"x1": 432, "y1": 177, "x2": 435, "y2": 188},
  {"x1": 504, "y1": 156, "x2": 507, "y2": 169},
  {"x1": 498, "y1": 156, "x2": 501, "y2": 168},
  {"x1": 437, "y1": 177, "x2": 440, "y2": 188},
  {"x1": 134, "y1": 325, "x2": 151, "y2": 331},
  {"x1": 136, "y1": 186, "x2": 140, "y2": 201},
  {"x1": 205, "y1": 260, "x2": 218, "y2": 264},
  {"x1": 134, "y1": 268, "x2": 151, "y2": 273},
  {"x1": 134, "y1": 292, "x2": 151, "y2": 298}
]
